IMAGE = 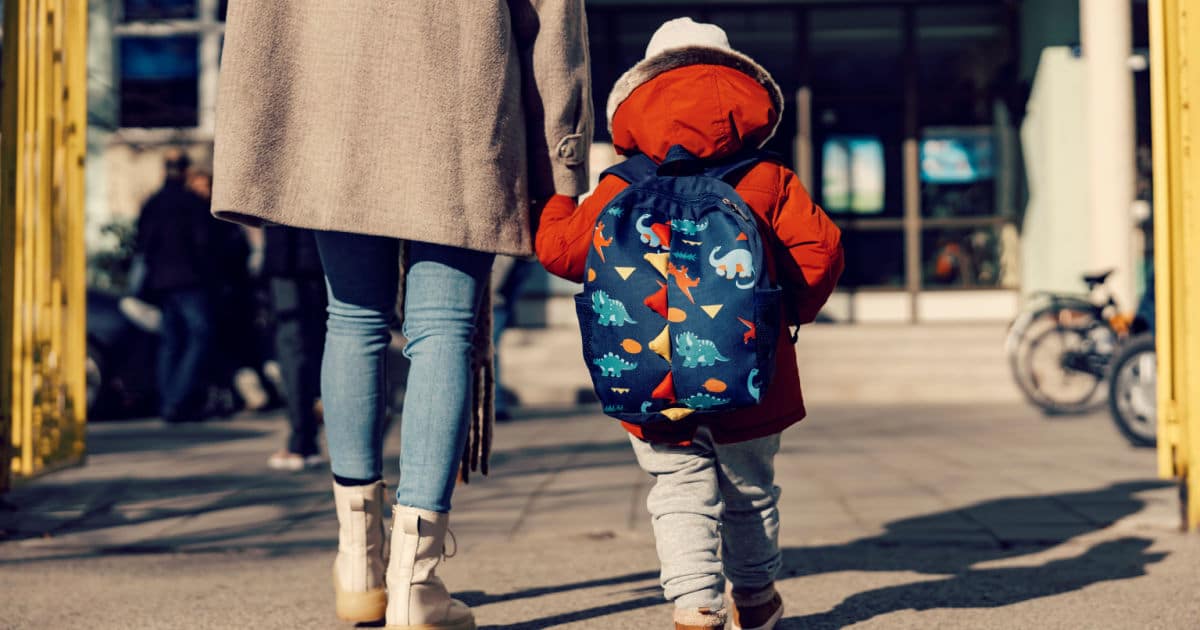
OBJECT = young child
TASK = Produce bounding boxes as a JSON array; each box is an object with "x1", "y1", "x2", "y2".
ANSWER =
[{"x1": 536, "y1": 18, "x2": 844, "y2": 630}]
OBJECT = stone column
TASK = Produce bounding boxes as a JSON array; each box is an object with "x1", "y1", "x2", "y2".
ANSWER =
[{"x1": 1080, "y1": 0, "x2": 1137, "y2": 307}]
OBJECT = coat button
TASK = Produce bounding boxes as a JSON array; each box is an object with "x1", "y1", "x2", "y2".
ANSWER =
[{"x1": 555, "y1": 135, "x2": 585, "y2": 166}]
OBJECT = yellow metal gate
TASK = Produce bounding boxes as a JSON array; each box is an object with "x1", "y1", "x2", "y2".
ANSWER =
[
  {"x1": 1150, "y1": 0, "x2": 1200, "y2": 529},
  {"x1": 0, "y1": 0, "x2": 89, "y2": 492}
]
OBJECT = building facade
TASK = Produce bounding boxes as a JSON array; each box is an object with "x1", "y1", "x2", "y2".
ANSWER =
[{"x1": 86, "y1": 0, "x2": 1150, "y2": 323}]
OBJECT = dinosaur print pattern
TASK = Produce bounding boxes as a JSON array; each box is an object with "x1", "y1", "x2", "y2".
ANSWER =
[
  {"x1": 737, "y1": 317, "x2": 756, "y2": 344},
  {"x1": 578, "y1": 153, "x2": 783, "y2": 426},
  {"x1": 594, "y1": 352, "x2": 638, "y2": 377},
  {"x1": 676, "y1": 332, "x2": 729, "y2": 368},
  {"x1": 679, "y1": 392, "x2": 730, "y2": 409},
  {"x1": 671, "y1": 218, "x2": 708, "y2": 235},
  {"x1": 636, "y1": 214, "x2": 671, "y2": 250},
  {"x1": 591, "y1": 291, "x2": 636, "y2": 326},
  {"x1": 666, "y1": 262, "x2": 700, "y2": 304},
  {"x1": 747, "y1": 369, "x2": 761, "y2": 403},
  {"x1": 709, "y1": 246, "x2": 756, "y2": 289},
  {"x1": 593, "y1": 222, "x2": 613, "y2": 263}
]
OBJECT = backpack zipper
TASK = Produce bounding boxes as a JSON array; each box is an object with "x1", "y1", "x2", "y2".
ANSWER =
[{"x1": 721, "y1": 197, "x2": 752, "y2": 222}]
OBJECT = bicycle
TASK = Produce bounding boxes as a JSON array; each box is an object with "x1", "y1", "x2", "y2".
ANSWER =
[{"x1": 1005, "y1": 269, "x2": 1133, "y2": 415}]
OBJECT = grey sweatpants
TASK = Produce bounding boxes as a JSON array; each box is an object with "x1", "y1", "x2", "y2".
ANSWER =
[{"x1": 629, "y1": 427, "x2": 782, "y2": 611}]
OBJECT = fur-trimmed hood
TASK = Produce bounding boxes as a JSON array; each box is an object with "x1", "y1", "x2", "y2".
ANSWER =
[
  {"x1": 606, "y1": 44, "x2": 784, "y2": 148},
  {"x1": 609, "y1": 64, "x2": 781, "y2": 163}
]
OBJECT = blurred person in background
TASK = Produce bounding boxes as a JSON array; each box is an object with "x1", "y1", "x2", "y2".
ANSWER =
[
  {"x1": 189, "y1": 169, "x2": 280, "y2": 416},
  {"x1": 135, "y1": 149, "x2": 214, "y2": 424},
  {"x1": 490, "y1": 256, "x2": 539, "y2": 421},
  {"x1": 213, "y1": 2, "x2": 591, "y2": 627},
  {"x1": 262, "y1": 225, "x2": 328, "y2": 471}
]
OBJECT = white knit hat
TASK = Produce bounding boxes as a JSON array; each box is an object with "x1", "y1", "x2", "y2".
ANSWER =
[{"x1": 606, "y1": 18, "x2": 784, "y2": 144}]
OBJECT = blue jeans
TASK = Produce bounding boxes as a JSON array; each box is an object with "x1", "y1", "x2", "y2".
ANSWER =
[
  {"x1": 316, "y1": 232, "x2": 493, "y2": 513},
  {"x1": 157, "y1": 287, "x2": 213, "y2": 418}
]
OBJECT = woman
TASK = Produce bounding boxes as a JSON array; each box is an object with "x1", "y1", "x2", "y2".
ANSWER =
[{"x1": 211, "y1": 3, "x2": 592, "y2": 628}]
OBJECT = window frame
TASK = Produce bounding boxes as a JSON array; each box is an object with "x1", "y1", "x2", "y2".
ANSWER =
[{"x1": 112, "y1": 0, "x2": 224, "y2": 136}]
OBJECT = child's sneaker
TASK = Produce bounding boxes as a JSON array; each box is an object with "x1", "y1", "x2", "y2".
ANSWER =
[
  {"x1": 674, "y1": 607, "x2": 727, "y2": 630},
  {"x1": 729, "y1": 583, "x2": 783, "y2": 630}
]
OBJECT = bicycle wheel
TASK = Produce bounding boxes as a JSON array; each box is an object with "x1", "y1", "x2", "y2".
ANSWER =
[
  {"x1": 1108, "y1": 333, "x2": 1157, "y2": 448},
  {"x1": 1020, "y1": 325, "x2": 1104, "y2": 414}
]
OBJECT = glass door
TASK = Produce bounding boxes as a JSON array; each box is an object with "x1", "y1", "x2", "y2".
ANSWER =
[{"x1": 808, "y1": 8, "x2": 907, "y2": 291}]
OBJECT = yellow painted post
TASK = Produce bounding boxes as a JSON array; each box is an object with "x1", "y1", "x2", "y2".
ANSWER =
[
  {"x1": 0, "y1": 0, "x2": 89, "y2": 492},
  {"x1": 1149, "y1": 0, "x2": 1200, "y2": 529}
]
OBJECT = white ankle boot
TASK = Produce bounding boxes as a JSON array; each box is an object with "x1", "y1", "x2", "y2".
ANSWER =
[
  {"x1": 332, "y1": 480, "x2": 388, "y2": 622},
  {"x1": 385, "y1": 505, "x2": 475, "y2": 630}
]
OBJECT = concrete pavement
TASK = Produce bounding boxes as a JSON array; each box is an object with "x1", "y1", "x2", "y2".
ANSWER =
[{"x1": 2, "y1": 398, "x2": 1197, "y2": 629}]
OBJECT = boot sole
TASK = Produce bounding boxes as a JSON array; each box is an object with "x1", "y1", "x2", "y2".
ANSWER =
[
  {"x1": 335, "y1": 586, "x2": 387, "y2": 622},
  {"x1": 333, "y1": 563, "x2": 387, "y2": 623},
  {"x1": 384, "y1": 620, "x2": 475, "y2": 630},
  {"x1": 732, "y1": 601, "x2": 784, "y2": 630}
]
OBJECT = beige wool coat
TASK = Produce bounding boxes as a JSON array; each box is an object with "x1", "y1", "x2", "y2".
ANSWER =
[{"x1": 212, "y1": 0, "x2": 593, "y2": 256}]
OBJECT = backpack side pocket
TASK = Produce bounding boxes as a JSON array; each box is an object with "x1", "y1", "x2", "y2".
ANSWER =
[{"x1": 750, "y1": 286, "x2": 783, "y2": 402}]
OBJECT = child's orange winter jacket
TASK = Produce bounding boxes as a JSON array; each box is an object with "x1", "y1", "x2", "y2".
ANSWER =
[{"x1": 537, "y1": 64, "x2": 844, "y2": 444}]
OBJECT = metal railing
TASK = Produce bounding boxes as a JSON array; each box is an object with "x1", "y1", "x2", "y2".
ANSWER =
[
  {"x1": 1149, "y1": 0, "x2": 1200, "y2": 530},
  {"x1": 0, "y1": 0, "x2": 89, "y2": 492}
]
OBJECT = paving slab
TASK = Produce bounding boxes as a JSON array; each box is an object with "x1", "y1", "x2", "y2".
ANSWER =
[{"x1": 1, "y1": 401, "x2": 1197, "y2": 629}]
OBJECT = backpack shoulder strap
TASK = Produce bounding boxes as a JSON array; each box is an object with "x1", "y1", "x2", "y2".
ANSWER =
[
  {"x1": 600, "y1": 153, "x2": 658, "y2": 184},
  {"x1": 703, "y1": 150, "x2": 776, "y2": 184}
]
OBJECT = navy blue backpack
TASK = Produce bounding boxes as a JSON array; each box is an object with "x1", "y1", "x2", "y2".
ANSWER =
[{"x1": 575, "y1": 145, "x2": 782, "y2": 428}]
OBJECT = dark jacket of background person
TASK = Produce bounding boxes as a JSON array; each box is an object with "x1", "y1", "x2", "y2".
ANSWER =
[
  {"x1": 135, "y1": 181, "x2": 214, "y2": 296},
  {"x1": 262, "y1": 226, "x2": 325, "y2": 279},
  {"x1": 210, "y1": 0, "x2": 593, "y2": 257}
]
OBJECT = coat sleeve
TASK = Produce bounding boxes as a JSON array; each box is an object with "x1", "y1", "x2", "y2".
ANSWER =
[
  {"x1": 771, "y1": 168, "x2": 845, "y2": 325},
  {"x1": 511, "y1": 0, "x2": 594, "y2": 200},
  {"x1": 535, "y1": 175, "x2": 628, "y2": 282}
]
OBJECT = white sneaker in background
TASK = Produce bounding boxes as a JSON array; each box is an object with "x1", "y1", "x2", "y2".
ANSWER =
[
  {"x1": 268, "y1": 450, "x2": 305, "y2": 471},
  {"x1": 235, "y1": 367, "x2": 270, "y2": 411}
]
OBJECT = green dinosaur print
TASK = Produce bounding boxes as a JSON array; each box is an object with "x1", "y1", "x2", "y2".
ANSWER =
[
  {"x1": 675, "y1": 332, "x2": 729, "y2": 368},
  {"x1": 671, "y1": 218, "x2": 708, "y2": 235},
  {"x1": 670, "y1": 251, "x2": 698, "y2": 262},
  {"x1": 594, "y1": 352, "x2": 638, "y2": 377},
  {"x1": 603, "y1": 404, "x2": 626, "y2": 413},
  {"x1": 747, "y1": 368, "x2": 762, "y2": 403},
  {"x1": 591, "y1": 291, "x2": 636, "y2": 326},
  {"x1": 680, "y1": 392, "x2": 730, "y2": 409},
  {"x1": 606, "y1": 206, "x2": 626, "y2": 217}
]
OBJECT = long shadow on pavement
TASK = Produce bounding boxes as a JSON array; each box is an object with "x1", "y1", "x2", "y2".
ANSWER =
[
  {"x1": 85, "y1": 423, "x2": 269, "y2": 456},
  {"x1": 473, "y1": 480, "x2": 1169, "y2": 629},
  {"x1": 0, "y1": 471, "x2": 331, "y2": 557}
]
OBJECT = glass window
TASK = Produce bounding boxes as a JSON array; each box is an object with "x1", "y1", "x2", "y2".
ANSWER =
[
  {"x1": 920, "y1": 126, "x2": 996, "y2": 217},
  {"x1": 119, "y1": 36, "x2": 199, "y2": 128},
  {"x1": 123, "y1": 0, "x2": 197, "y2": 21},
  {"x1": 916, "y1": 6, "x2": 1011, "y2": 126},
  {"x1": 841, "y1": 230, "x2": 905, "y2": 288},
  {"x1": 813, "y1": 102, "x2": 904, "y2": 218},
  {"x1": 822, "y1": 135, "x2": 886, "y2": 215},
  {"x1": 810, "y1": 8, "x2": 904, "y2": 96},
  {"x1": 921, "y1": 225, "x2": 1013, "y2": 288}
]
